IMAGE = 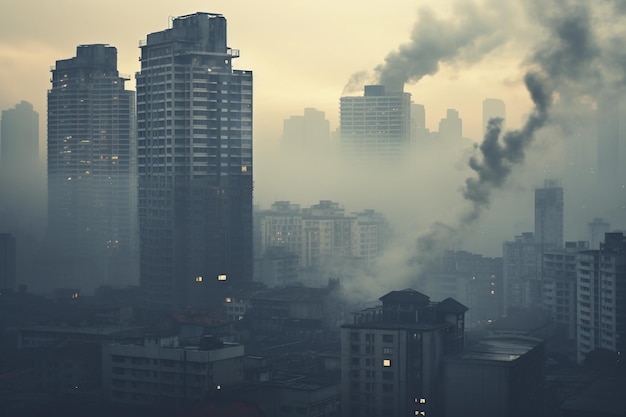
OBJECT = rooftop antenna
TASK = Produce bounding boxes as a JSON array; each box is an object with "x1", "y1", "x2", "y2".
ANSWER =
[{"x1": 168, "y1": 15, "x2": 174, "y2": 29}]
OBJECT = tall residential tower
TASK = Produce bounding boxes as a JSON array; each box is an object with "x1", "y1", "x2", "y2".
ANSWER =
[
  {"x1": 340, "y1": 85, "x2": 411, "y2": 163},
  {"x1": 137, "y1": 13, "x2": 253, "y2": 311},
  {"x1": 47, "y1": 44, "x2": 136, "y2": 292}
]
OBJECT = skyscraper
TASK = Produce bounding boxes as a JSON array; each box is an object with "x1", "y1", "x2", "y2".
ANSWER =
[
  {"x1": 0, "y1": 100, "x2": 44, "y2": 239},
  {"x1": 137, "y1": 13, "x2": 253, "y2": 311},
  {"x1": 534, "y1": 180, "x2": 564, "y2": 251},
  {"x1": 47, "y1": 44, "x2": 136, "y2": 292},
  {"x1": 482, "y1": 98, "x2": 506, "y2": 137},
  {"x1": 340, "y1": 85, "x2": 411, "y2": 163},
  {"x1": 576, "y1": 232, "x2": 626, "y2": 362}
]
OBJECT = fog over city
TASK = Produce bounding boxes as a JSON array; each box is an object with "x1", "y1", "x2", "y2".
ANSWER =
[{"x1": 1, "y1": 1, "x2": 626, "y2": 415}]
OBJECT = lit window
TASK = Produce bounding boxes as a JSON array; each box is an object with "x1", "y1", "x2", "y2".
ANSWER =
[
  {"x1": 241, "y1": 166, "x2": 247, "y2": 172},
  {"x1": 225, "y1": 297, "x2": 232, "y2": 303},
  {"x1": 383, "y1": 359, "x2": 391, "y2": 367},
  {"x1": 420, "y1": 398, "x2": 426, "y2": 404},
  {"x1": 195, "y1": 276, "x2": 203, "y2": 282},
  {"x1": 218, "y1": 274, "x2": 227, "y2": 281},
  {"x1": 490, "y1": 290, "x2": 495, "y2": 295}
]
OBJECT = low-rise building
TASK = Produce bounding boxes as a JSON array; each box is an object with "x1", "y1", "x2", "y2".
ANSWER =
[
  {"x1": 102, "y1": 335, "x2": 244, "y2": 408},
  {"x1": 443, "y1": 336, "x2": 545, "y2": 417}
]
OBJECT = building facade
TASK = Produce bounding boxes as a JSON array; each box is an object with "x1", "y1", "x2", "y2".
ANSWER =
[
  {"x1": 340, "y1": 85, "x2": 411, "y2": 163},
  {"x1": 502, "y1": 232, "x2": 540, "y2": 312},
  {"x1": 534, "y1": 180, "x2": 564, "y2": 251},
  {"x1": 576, "y1": 232, "x2": 626, "y2": 362},
  {"x1": 443, "y1": 337, "x2": 545, "y2": 417},
  {"x1": 136, "y1": 13, "x2": 253, "y2": 311},
  {"x1": 47, "y1": 44, "x2": 136, "y2": 292},
  {"x1": 102, "y1": 335, "x2": 244, "y2": 407},
  {"x1": 542, "y1": 242, "x2": 586, "y2": 340},
  {"x1": 341, "y1": 289, "x2": 467, "y2": 417}
]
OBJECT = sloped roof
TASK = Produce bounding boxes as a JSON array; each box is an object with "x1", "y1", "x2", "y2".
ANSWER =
[
  {"x1": 435, "y1": 297, "x2": 469, "y2": 313},
  {"x1": 379, "y1": 288, "x2": 430, "y2": 305}
]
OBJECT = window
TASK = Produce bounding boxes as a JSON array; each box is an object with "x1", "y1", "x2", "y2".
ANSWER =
[
  {"x1": 383, "y1": 347, "x2": 393, "y2": 355},
  {"x1": 217, "y1": 274, "x2": 227, "y2": 281},
  {"x1": 383, "y1": 359, "x2": 391, "y2": 367},
  {"x1": 382, "y1": 334, "x2": 394, "y2": 343}
]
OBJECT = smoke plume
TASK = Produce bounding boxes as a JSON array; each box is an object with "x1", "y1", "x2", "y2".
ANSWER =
[{"x1": 409, "y1": 0, "x2": 626, "y2": 268}]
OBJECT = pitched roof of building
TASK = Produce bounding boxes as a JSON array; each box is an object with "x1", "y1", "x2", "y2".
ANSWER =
[
  {"x1": 379, "y1": 288, "x2": 430, "y2": 304},
  {"x1": 435, "y1": 297, "x2": 469, "y2": 313}
]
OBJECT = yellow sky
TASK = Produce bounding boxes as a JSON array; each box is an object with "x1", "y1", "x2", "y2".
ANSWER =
[{"x1": 0, "y1": 0, "x2": 534, "y2": 146}]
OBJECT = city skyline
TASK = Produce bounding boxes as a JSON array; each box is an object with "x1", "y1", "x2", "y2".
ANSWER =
[{"x1": 1, "y1": 0, "x2": 538, "y2": 148}]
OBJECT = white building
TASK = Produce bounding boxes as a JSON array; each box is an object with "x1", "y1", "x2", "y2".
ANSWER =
[{"x1": 340, "y1": 85, "x2": 411, "y2": 163}]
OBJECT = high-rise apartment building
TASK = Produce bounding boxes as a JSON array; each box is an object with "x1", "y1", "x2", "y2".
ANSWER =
[
  {"x1": 542, "y1": 241, "x2": 587, "y2": 340},
  {"x1": 137, "y1": 13, "x2": 253, "y2": 311},
  {"x1": 47, "y1": 44, "x2": 136, "y2": 292},
  {"x1": 534, "y1": 180, "x2": 564, "y2": 251},
  {"x1": 341, "y1": 289, "x2": 467, "y2": 417},
  {"x1": 576, "y1": 232, "x2": 626, "y2": 362},
  {"x1": 482, "y1": 98, "x2": 506, "y2": 136},
  {"x1": 340, "y1": 85, "x2": 411, "y2": 163},
  {"x1": 502, "y1": 232, "x2": 540, "y2": 312}
]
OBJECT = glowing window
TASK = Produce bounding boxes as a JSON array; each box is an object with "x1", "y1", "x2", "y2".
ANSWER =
[
  {"x1": 420, "y1": 398, "x2": 426, "y2": 404},
  {"x1": 225, "y1": 297, "x2": 232, "y2": 303},
  {"x1": 383, "y1": 359, "x2": 391, "y2": 367},
  {"x1": 195, "y1": 276, "x2": 203, "y2": 282},
  {"x1": 218, "y1": 274, "x2": 227, "y2": 281},
  {"x1": 241, "y1": 166, "x2": 247, "y2": 172}
]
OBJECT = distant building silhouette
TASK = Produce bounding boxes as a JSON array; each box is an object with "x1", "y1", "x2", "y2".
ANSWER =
[
  {"x1": 0, "y1": 101, "x2": 45, "y2": 237},
  {"x1": 438, "y1": 109, "x2": 462, "y2": 141},
  {"x1": 282, "y1": 107, "x2": 330, "y2": 153},
  {"x1": 535, "y1": 180, "x2": 564, "y2": 251},
  {"x1": 410, "y1": 103, "x2": 429, "y2": 142},
  {"x1": 1, "y1": 100, "x2": 39, "y2": 170},
  {"x1": 47, "y1": 44, "x2": 137, "y2": 292},
  {"x1": 340, "y1": 85, "x2": 411, "y2": 163},
  {"x1": 482, "y1": 98, "x2": 506, "y2": 136},
  {"x1": 588, "y1": 217, "x2": 610, "y2": 250},
  {"x1": 137, "y1": 13, "x2": 253, "y2": 311}
]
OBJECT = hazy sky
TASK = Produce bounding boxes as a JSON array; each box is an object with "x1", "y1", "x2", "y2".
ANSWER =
[
  {"x1": 5, "y1": 0, "x2": 622, "y2": 261},
  {"x1": 0, "y1": 0, "x2": 533, "y2": 145}
]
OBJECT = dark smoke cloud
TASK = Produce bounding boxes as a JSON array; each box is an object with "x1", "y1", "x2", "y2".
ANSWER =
[
  {"x1": 411, "y1": 0, "x2": 626, "y2": 269},
  {"x1": 375, "y1": 0, "x2": 514, "y2": 90}
]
